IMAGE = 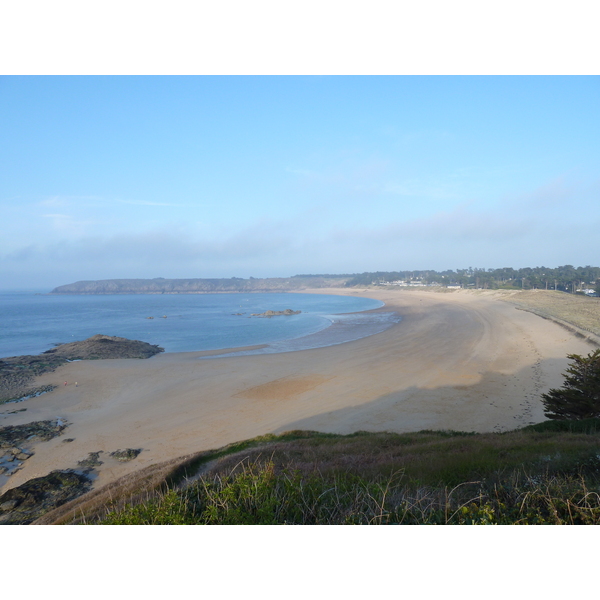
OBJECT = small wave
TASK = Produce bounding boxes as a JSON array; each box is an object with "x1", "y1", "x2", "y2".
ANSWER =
[{"x1": 205, "y1": 311, "x2": 401, "y2": 358}]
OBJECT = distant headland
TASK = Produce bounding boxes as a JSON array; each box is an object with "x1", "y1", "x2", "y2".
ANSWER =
[
  {"x1": 49, "y1": 265, "x2": 600, "y2": 295},
  {"x1": 50, "y1": 276, "x2": 351, "y2": 294}
]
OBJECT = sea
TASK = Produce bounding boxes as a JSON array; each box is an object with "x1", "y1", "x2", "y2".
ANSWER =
[{"x1": 0, "y1": 291, "x2": 401, "y2": 359}]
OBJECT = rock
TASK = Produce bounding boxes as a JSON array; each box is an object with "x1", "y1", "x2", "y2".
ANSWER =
[
  {"x1": 1, "y1": 336, "x2": 163, "y2": 403},
  {"x1": 110, "y1": 448, "x2": 142, "y2": 462},
  {"x1": 0, "y1": 499, "x2": 17, "y2": 511},
  {"x1": 0, "y1": 419, "x2": 68, "y2": 447},
  {"x1": 77, "y1": 451, "x2": 103, "y2": 468},
  {"x1": 43, "y1": 334, "x2": 164, "y2": 360},
  {"x1": 250, "y1": 309, "x2": 301, "y2": 317},
  {"x1": 0, "y1": 469, "x2": 92, "y2": 525},
  {"x1": 16, "y1": 453, "x2": 31, "y2": 461},
  {"x1": 62, "y1": 438, "x2": 75, "y2": 443}
]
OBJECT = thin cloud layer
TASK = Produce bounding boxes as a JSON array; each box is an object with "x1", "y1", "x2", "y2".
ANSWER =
[{"x1": 2, "y1": 188, "x2": 598, "y2": 289}]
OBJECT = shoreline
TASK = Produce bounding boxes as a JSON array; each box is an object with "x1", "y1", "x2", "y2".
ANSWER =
[
  {"x1": 1, "y1": 287, "x2": 596, "y2": 495},
  {"x1": 204, "y1": 305, "x2": 400, "y2": 358},
  {"x1": 0, "y1": 290, "x2": 383, "y2": 359}
]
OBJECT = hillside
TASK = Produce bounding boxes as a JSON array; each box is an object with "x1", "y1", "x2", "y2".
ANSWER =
[
  {"x1": 7, "y1": 420, "x2": 600, "y2": 525},
  {"x1": 498, "y1": 289, "x2": 600, "y2": 338},
  {"x1": 50, "y1": 276, "x2": 351, "y2": 294}
]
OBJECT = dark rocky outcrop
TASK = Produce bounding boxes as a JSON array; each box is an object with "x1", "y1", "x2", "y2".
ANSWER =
[
  {"x1": 0, "y1": 419, "x2": 68, "y2": 447},
  {"x1": 77, "y1": 452, "x2": 104, "y2": 469},
  {"x1": 0, "y1": 420, "x2": 69, "y2": 481},
  {"x1": 42, "y1": 334, "x2": 164, "y2": 361},
  {"x1": 110, "y1": 448, "x2": 142, "y2": 462},
  {"x1": 1, "y1": 335, "x2": 163, "y2": 403},
  {"x1": 0, "y1": 470, "x2": 92, "y2": 524},
  {"x1": 250, "y1": 309, "x2": 301, "y2": 317}
]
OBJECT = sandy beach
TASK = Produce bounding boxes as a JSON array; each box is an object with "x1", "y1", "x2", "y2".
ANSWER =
[{"x1": 1, "y1": 287, "x2": 597, "y2": 494}]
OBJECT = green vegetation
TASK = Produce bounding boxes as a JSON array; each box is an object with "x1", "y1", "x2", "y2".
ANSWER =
[
  {"x1": 542, "y1": 350, "x2": 600, "y2": 420},
  {"x1": 345, "y1": 264, "x2": 600, "y2": 292},
  {"x1": 498, "y1": 289, "x2": 600, "y2": 338},
  {"x1": 84, "y1": 424, "x2": 600, "y2": 525}
]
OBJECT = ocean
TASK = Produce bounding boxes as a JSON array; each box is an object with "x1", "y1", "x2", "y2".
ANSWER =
[{"x1": 0, "y1": 291, "x2": 400, "y2": 359}]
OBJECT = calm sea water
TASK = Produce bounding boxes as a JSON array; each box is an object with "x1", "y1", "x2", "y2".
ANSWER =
[{"x1": 0, "y1": 292, "x2": 399, "y2": 359}]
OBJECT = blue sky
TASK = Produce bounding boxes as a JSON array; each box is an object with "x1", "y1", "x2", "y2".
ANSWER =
[{"x1": 1, "y1": 76, "x2": 599, "y2": 289}]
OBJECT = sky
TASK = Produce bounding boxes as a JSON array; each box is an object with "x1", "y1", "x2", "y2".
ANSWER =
[{"x1": 1, "y1": 75, "x2": 599, "y2": 289}]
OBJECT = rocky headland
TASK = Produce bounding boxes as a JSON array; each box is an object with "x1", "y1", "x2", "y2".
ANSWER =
[
  {"x1": 50, "y1": 275, "x2": 351, "y2": 294},
  {"x1": 0, "y1": 334, "x2": 164, "y2": 404}
]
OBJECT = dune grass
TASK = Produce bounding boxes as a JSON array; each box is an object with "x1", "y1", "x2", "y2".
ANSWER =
[
  {"x1": 499, "y1": 290, "x2": 600, "y2": 338},
  {"x1": 63, "y1": 422, "x2": 600, "y2": 525}
]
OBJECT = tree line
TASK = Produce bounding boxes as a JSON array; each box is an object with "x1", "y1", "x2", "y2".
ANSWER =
[{"x1": 345, "y1": 265, "x2": 600, "y2": 294}]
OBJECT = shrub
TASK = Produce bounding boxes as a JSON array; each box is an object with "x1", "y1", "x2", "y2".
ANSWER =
[{"x1": 542, "y1": 349, "x2": 600, "y2": 420}]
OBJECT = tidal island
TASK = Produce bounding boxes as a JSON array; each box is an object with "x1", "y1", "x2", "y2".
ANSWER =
[{"x1": 250, "y1": 309, "x2": 301, "y2": 317}]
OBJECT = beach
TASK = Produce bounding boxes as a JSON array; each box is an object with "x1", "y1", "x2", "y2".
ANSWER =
[{"x1": 1, "y1": 287, "x2": 597, "y2": 494}]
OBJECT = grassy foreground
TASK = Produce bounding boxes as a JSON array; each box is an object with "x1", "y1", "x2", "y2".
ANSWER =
[{"x1": 41, "y1": 419, "x2": 600, "y2": 525}]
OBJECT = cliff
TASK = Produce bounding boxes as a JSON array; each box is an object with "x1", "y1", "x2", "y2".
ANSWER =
[{"x1": 50, "y1": 276, "x2": 351, "y2": 295}]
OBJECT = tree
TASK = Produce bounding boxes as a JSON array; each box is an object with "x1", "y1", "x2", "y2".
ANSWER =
[{"x1": 541, "y1": 350, "x2": 600, "y2": 420}]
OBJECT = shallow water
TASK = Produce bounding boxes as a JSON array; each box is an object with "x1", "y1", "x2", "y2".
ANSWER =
[
  {"x1": 209, "y1": 310, "x2": 401, "y2": 357},
  {"x1": 0, "y1": 291, "x2": 396, "y2": 358}
]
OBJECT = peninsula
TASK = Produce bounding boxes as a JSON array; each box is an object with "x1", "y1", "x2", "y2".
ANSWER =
[
  {"x1": 50, "y1": 275, "x2": 351, "y2": 294},
  {"x1": 0, "y1": 335, "x2": 164, "y2": 404}
]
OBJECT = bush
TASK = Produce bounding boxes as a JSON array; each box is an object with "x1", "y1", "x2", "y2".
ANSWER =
[{"x1": 541, "y1": 350, "x2": 600, "y2": 420}]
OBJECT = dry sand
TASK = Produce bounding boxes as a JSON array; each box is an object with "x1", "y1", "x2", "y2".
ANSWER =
[{"x1": 1, "y1": 287, "x2": 597, "y2": 494}]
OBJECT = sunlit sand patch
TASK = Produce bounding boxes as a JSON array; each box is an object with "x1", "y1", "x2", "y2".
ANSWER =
[{"x1": 234, "y1": 375, "x2": 334, "y2": 402}]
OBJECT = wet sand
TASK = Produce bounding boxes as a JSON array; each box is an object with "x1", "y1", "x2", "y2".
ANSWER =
[{"x1": 1, "y1": 287, "x2": 596, "y2": 494}]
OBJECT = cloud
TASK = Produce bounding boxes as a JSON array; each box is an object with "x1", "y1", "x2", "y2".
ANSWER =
[
  {"x1": 38, "y1": 195, "x2": 101, "y2": 207},
  {"x1": 383, "y1": 180, "x2": 460, "y2": 200},
  {"x1": 3, "y1": 174, "x2": 600, "y2": 288},
  {"x1": 38, "y1": 195, "x2": 191, "y2": 209},
  {"x1": 41, "y1": 213, "x2": 83, "y2": 230},
  {"x1": 332, "y1": 204, "x2": 532, "y2": 245},
  {"x1": 285, "y1": 167, "x2": 317, "y2": 177},
  {"x1": 1, "y1": 219, "x2": 298, "y2": 283},
  {"x1": 510, "y1": 177, "x2": 571, "y2": 211},
  {"x1": 111, "y1": 198, "x2": 191, "y2": 208},
  {"x1": 286, "y1": 155, "x2": 391, "y2": 191}
]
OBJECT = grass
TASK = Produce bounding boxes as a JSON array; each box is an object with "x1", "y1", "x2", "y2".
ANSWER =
[
  {"x1": 498, "y1": 289, "x2": 600, "y2": 338},
  {"x1": 35, "y1": 421, "x2": 600, "y2": 525},
  {"x1": 393, "y1": 288, "x2": 600, "y2": 340},
  {"x1": 100, "y1": 458, "x2": 600, "y2": 525}
]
